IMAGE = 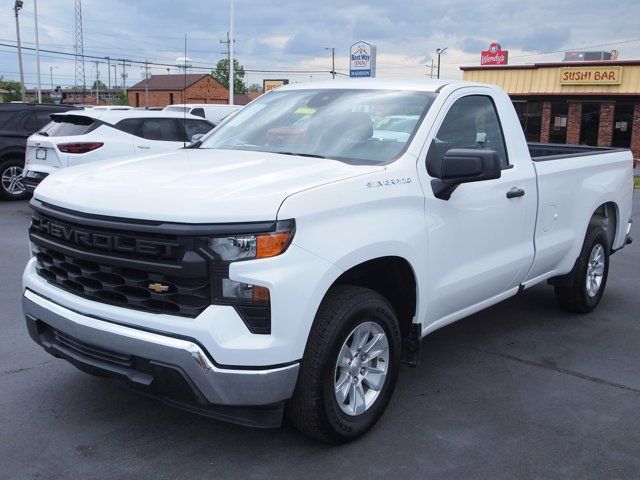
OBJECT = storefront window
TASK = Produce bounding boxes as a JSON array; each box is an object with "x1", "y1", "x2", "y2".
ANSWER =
[
  {"x1": 612, "y1": 103, "x2": 634, "y2": 148},
  {"x1": 580, "y1": 103, "x2": 600, "y2": 146},
  {"x1": 549, "y1": 101, "x2": 568, "y2": 144},
  {"x1": 513, "y1": 101, "x2": 542, "y2": 142}
]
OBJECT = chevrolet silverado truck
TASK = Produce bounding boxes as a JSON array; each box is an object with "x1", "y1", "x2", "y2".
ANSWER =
[{"x1": 22, "y1": 79, "x2": 634, "y2": 443}]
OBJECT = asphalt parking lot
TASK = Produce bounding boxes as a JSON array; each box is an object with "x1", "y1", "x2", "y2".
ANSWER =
[{"x1": 1, "y1": 197, "x2": 639, "y2": 480}]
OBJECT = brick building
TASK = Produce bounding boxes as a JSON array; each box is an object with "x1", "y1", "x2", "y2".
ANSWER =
[
  {"x1": 127, "y1": 74, "x2": 229, "y2": 108},
  {"x1": 461, "y1": 60, "x2": 640, "y2": 160}
]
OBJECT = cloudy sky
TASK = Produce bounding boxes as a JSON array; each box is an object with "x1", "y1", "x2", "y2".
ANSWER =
[{"x1": 1, "y1": 0, "x2": 639, "y2": 90}]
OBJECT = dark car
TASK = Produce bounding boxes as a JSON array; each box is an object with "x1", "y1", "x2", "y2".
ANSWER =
[{"x1": 0, "y1": 103, "x2": 80, "y2": 200}]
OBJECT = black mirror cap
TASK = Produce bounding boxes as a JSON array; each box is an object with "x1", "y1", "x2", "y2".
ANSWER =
[{"x1": 431, "y1": 148, "x2": 502, "y2": 200}]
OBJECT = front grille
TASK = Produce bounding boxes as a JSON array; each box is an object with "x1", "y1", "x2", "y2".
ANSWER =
[{"x1": 33, "y1": 244, "x2": 211, "y2": 317}]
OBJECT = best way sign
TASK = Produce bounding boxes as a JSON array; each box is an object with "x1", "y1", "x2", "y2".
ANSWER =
[{"x1": 350, "y1": 41, "x2": 377, "y2": 77}]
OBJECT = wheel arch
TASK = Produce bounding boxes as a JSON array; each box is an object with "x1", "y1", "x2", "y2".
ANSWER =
[
  {"x1": 325, "y1": 256, "x2": 418, "y2": 340},
  {"x1": 588, "y1": 201, "x2": 618, "y2": 252}
]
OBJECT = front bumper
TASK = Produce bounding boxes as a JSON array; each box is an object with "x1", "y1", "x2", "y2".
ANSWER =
[{"x1": 22, "y1": 289, "x2": 299, "y2": 427}]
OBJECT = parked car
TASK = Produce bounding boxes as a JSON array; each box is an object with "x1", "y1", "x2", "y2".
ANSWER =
[
  {"x1": 0, "y1": 103, "x2": 79, "y2": 200},
  {"x1": 22, "y1": 79, "x2": 633, "y2": 443},
  {"x1": 23, "y1": 110, "x2": 214, "y2": 193},
  {"x1": 163, "y1": 103, "x2": 242, "y2": 124}
]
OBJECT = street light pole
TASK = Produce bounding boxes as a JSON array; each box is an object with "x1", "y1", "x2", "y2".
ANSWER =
[
  {"x1": 14, "y1": 1, "x2": 25, "y2": 102},
  {"x1": 34, "y1": 0, "x2": 42, "y2": 103},
  {"x1": 325, "y1": 47, "x2": 335, "y2": 79},
  {"x1": 229, "y1": 0, "x2": 234, "y2": 105},
  {"x1": 436, "y1": 47, "x2": 448, "y2": 79}
]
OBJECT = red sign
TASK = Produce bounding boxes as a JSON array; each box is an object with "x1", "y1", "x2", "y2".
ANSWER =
[{"x1": 481, "y1": 42, "x2": 508, "y2": 65}]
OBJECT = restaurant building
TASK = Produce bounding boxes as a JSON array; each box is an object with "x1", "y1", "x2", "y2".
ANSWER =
[{"x1": 461, "y1": 60, "x2": 640, "y2": 160}]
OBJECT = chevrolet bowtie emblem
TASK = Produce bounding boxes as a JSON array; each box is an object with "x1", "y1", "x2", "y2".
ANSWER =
[{"x1": 148, "y1": 283, "x2": 169, "y2": 293}]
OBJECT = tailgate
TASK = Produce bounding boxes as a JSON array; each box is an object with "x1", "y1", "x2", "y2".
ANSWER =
[{"x1": 26, "y1": 135, "x2": 68, "y2": 170}]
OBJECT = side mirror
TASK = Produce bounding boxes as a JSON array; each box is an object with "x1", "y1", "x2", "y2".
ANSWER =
[
  {"x1": 431, "y1": 148, "x2": 501, "y2": 200},
  {"x1": 190, "y1": 133, "x2": 205, "y2": 144}
]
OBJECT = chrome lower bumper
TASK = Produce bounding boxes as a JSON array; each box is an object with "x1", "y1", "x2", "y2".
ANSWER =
[{"x1": 22, "y1": 289, "x2": 299, "y2": 409}]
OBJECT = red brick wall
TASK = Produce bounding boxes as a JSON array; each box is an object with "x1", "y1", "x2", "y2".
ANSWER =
[
  {"x1": 127, "y1": 76, "x2": 229, "y2": 108},
  {"x1": 566, "y1": 102, "x2": 582, "y2": 145},
  {"x1": 631, "y1": 103, "x2": 640, "y2": 162},
  {"x1": 540, "y1": 101, "x2": 552, "y2": 143},
  {"x1": 597, "y1": 102, "x2": 615, "y2": 147}
]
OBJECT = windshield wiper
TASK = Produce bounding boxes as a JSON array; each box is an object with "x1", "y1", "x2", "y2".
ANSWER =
[
  {"x1": 275, "y1": 151, "x2": 326, "y2": 159},
  {"x1": 37, "y1": 131, "x2": 49, "y2": 136},
  {"x1": 186, "y1": 140, "x2": 202, "y2": 149}
]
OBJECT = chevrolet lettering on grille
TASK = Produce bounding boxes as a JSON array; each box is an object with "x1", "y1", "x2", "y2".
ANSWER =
[{"x1": 31, "y1": 216, "x2": 180, "y2": 258}]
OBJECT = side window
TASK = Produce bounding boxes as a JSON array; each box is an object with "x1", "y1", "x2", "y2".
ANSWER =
[
  {"x1": 427, "y1": 95, "x2": 508, "y2": 176},
  {"x1": 116, "y1": 118, "x2": 142, "y2": 135},
  {"x1": 139, "y1": 118, "x2": 183, "y2": 141},
  {"x1": 0, "y1": 111, "x2": 17, "y2": 128},
  {"x1": 190, "y1": 108, "x2": 205, "y2": 118},
  {"x1": 184, "y1": 119, "x2": 213, "y2": 139}
]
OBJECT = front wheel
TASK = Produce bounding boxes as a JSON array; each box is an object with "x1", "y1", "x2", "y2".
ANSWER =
[
  {"x1": 555, "y1": 226, "x2": 610, "y2": 313},
  {"x1": 287, "y1": 285, "x2": 401, "y2": 443},
  {"x1": 0, "y1": 158, "x2": 27, "y2": 201}
]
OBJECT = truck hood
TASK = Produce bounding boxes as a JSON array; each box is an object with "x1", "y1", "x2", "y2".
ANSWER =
[{"x1": 34, "y1": 149, "x2": 383, "y2": 223}]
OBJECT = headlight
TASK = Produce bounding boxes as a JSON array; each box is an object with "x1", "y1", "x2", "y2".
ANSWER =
[
  {"x1": 203, "y1": 220, "x2": 294, "y2": 335},
  {"x1": 207, "y1": 220, "x2": 295, "y2": 262}
]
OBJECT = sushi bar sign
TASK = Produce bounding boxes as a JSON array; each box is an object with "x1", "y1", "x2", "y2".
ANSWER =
[{"x1": 481, "y1": 42, "x2": 509, "y2": 66}]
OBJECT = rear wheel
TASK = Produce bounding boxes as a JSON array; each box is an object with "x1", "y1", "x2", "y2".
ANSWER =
[
  {"x1": 555, "y1": 226, "x2": 610, "y2": 313},
  {"x1": 0, "y1": 158, "x2": 27, "y2": 201},
  {"x1": 287, "y1": 285, "x2": 401, "y2": 443}
]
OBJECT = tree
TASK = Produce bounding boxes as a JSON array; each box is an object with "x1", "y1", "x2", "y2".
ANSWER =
[
  {"x1": 117, "y1": 90, "x2": 129, "y2": 105},
  {"x1": 247, "y1": 83, "x2": 262, "y2": 92},
  {"x1": 92, "y1": 79, "x2": 107, "y2": 89},
  {"x1": 212, "y1": 59, "x2": 247, "y2": 95},
  {"x1": 0, "y1": 76, "x2": 23, "y2": 102}
]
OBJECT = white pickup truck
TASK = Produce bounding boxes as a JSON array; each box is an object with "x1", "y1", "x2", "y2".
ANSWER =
[{"x1": 22, "y1": 79, "x2": 633, "y2": 443}]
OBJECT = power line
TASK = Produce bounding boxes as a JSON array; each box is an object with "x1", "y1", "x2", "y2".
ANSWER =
[{"x1": 0, "y1": 42, "x2": 332, "y2": 76}]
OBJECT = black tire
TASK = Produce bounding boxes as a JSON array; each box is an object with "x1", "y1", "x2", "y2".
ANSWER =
[
  {"x1": 0, "y1": 157, "x2": 28, "y2": 201},
  {"x1": 554, "y1": 226, "x2": 610, "y2": 313},
  {"x1": 286, "y1": 285, "x2": 401, "y2": 443}
]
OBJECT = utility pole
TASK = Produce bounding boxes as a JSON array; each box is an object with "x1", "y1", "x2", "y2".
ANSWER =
[
  {"x1": 229, "y1": 0, "x2": 234, "y2": 105},
  {"x1": 427, "y1": 58, "x2": 436, "y2": 78},
  {"x1": 13, "y1": 1, "x2": 25, "y2": 102},
  {"x1": 220, "y1": 31, "x2": 236, "y2": 102},
  {"x1": 120, "y1": 59, "x2": 131, "y2": 90},
  {"x1": 94, "y1": 60, "x2": 100, "y2": 105},
  {"x1": 34, "y1": 0, "x2": 42, "y2": 102},
  {"x1": 436, "y1": 47, "x2": 447, "y2": 79},
  {"x1": 143, "y1": 60, "x2": 151, "y2": 108},
  {"x1": 106, "y1": 57, "x2": 111, "y2": 104},
  {"x1": 325, "y1": 47, "x2": 335, "y2": 79}
]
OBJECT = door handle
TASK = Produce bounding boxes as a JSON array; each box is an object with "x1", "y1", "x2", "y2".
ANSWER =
[
  {"x1": 506, "y1": 187, "x2": 525, "y2": 199},
  {"x1": 136, "y1": 145, "x2": 151, "y2": 149}
]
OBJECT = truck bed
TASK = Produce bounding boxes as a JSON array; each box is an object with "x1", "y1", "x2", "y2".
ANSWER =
[{"x1": 528, "y1": 142, "x2": 628, "y2": 162}]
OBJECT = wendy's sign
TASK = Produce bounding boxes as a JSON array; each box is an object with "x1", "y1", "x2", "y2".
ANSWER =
[{"x1": 481, "y1": 43, "x2": 508, "y2": 66}]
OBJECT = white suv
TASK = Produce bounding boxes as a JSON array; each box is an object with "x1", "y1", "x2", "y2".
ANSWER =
[
  {"x1": 163, "y1": 104, "x2": 242, "y2": 124},
  {"x1": 23, "y1": 110, "x2": 213, "y2": 193}
]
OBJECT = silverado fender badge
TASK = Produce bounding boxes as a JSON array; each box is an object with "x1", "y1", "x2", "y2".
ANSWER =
[
  {"x1": 366, "y1": 178, "x2": 412, "y2": 188},
  {"x1": 148, "y1": 283, "x2": 170, "y2": 293}
]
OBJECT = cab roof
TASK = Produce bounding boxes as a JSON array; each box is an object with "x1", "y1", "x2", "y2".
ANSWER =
[{"x1": 276, "y1": 78, "x2": 476, "y2": 93}]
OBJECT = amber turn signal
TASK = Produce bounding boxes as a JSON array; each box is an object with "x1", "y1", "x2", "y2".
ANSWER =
[{"x1": 256, "y1": 231, "x2": 293, "y2": 259}]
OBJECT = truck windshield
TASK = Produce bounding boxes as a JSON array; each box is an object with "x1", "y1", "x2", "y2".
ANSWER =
[{"x1": 199, "y1": 89, "x2": 436, "y2": 164}]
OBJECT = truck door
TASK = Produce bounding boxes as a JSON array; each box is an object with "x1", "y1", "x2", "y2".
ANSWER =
[{"x1": 419, "y1": 90, "x2": 537, "y2": 326}]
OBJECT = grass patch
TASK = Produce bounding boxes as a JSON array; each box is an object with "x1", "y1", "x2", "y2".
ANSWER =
[{"x1": 635, "y1": 176, "x2": 640, "y2": 190}]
